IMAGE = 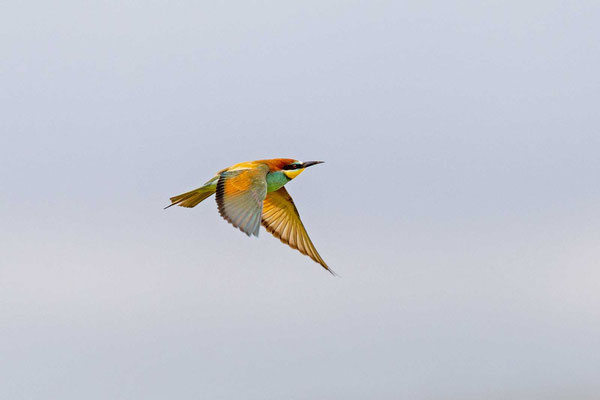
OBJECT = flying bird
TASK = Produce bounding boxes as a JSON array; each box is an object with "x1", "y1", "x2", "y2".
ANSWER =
[{"x1": 166, "y1": 158, "x2": 333, "y2": 274}]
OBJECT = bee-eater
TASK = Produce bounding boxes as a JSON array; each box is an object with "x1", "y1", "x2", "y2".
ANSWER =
[{"x1": 166, "y1": 158, "x2": 333, "y2": 274}]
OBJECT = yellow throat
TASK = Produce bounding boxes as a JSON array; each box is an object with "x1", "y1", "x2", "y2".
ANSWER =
[{"x1": 283, "y1": 168, "x2": 305, "y2": 179}]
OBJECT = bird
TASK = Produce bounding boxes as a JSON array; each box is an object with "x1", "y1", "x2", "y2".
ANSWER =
[{"x1": 165, "y1": 158, "x2": 334, "y2": 274}]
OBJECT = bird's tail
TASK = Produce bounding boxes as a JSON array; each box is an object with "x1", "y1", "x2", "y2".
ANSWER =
[{"x1": 165, "y1": 182, "x2": 217, "y2": 209}]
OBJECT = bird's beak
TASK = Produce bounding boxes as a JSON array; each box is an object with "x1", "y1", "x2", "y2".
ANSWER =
[{"x1": 300, "y1": 161, "x2": 324, "y2": 168}]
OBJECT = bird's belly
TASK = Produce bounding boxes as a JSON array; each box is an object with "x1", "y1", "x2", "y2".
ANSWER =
[{"x1": 266, "y1": 171, "x2": 290, "y2": 192}]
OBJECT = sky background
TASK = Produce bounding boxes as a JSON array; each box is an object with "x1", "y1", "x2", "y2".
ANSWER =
[{"x1": 2, "y1": 1, "x2": 600, "y2": 399}]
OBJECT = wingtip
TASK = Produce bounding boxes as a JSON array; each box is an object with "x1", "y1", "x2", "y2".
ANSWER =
[{"x1": 324, "y1": 266, "x2": 338, "y2": 277}]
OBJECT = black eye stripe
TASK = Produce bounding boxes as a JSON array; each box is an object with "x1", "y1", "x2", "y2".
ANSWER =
[{"x1": 283, "y1": 164, "x2": 300, "y2": 170}]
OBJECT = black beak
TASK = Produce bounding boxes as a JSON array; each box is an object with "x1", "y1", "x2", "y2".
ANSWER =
[{"x1": 301, "y1": 161, "x2": 324, "y2": 168}]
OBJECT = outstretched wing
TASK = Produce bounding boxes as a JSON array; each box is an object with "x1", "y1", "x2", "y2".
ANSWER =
[
  {"x1": 261, "y1": 187, "x2": 333, "y2": 274},
  {"x1": 216, "y1": 165, "x2": 269, "y2": 237}
]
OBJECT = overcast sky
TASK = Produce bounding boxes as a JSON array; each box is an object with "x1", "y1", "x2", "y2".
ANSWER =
[{"x1": 2, "y1": 1, "x2": 600, "y2": 399}]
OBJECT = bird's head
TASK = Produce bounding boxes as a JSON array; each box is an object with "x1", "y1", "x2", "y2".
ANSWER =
[{"x1": 281, "y1": 160, "x2": 324, "y2": 180}]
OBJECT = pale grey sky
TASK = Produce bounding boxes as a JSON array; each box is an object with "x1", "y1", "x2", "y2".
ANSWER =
[{"x1": 2, "y1": 1, "x2": 600, "y2": 399}]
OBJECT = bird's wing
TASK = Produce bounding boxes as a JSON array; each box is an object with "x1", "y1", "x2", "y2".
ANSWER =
[
  {"x1": 261, "y1": 187, "x2": 333, "y2": 274},
  {"x1": 216, "y1": 165, "x2": 269, "y2": 237}
]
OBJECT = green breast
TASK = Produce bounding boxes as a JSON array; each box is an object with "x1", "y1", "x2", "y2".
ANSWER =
[{"x1": 266, "y1": 171, "x2": 290, "y2": 192}]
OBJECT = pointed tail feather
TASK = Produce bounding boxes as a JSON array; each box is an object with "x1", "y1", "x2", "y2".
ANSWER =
[{"x1": 165, "y1": 184, "x2": 216, "y2": 209}]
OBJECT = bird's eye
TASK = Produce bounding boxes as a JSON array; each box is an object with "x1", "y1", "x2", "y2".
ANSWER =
[{"x1": 284, "y1": 164, "x2": 299, "y2": 170}]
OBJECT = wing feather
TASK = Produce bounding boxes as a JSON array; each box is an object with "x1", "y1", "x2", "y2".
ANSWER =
[
  {"x1": 261, "y1": 187, "x2": 333, "y2": 274},
  {"x1": 216, "y1": 166, "x2": 269, "y2": 237}
]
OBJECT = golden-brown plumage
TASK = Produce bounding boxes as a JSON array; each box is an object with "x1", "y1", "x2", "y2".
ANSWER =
[{"x1": 261, "y1": 187, "x2": 330, "y2": 271}]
